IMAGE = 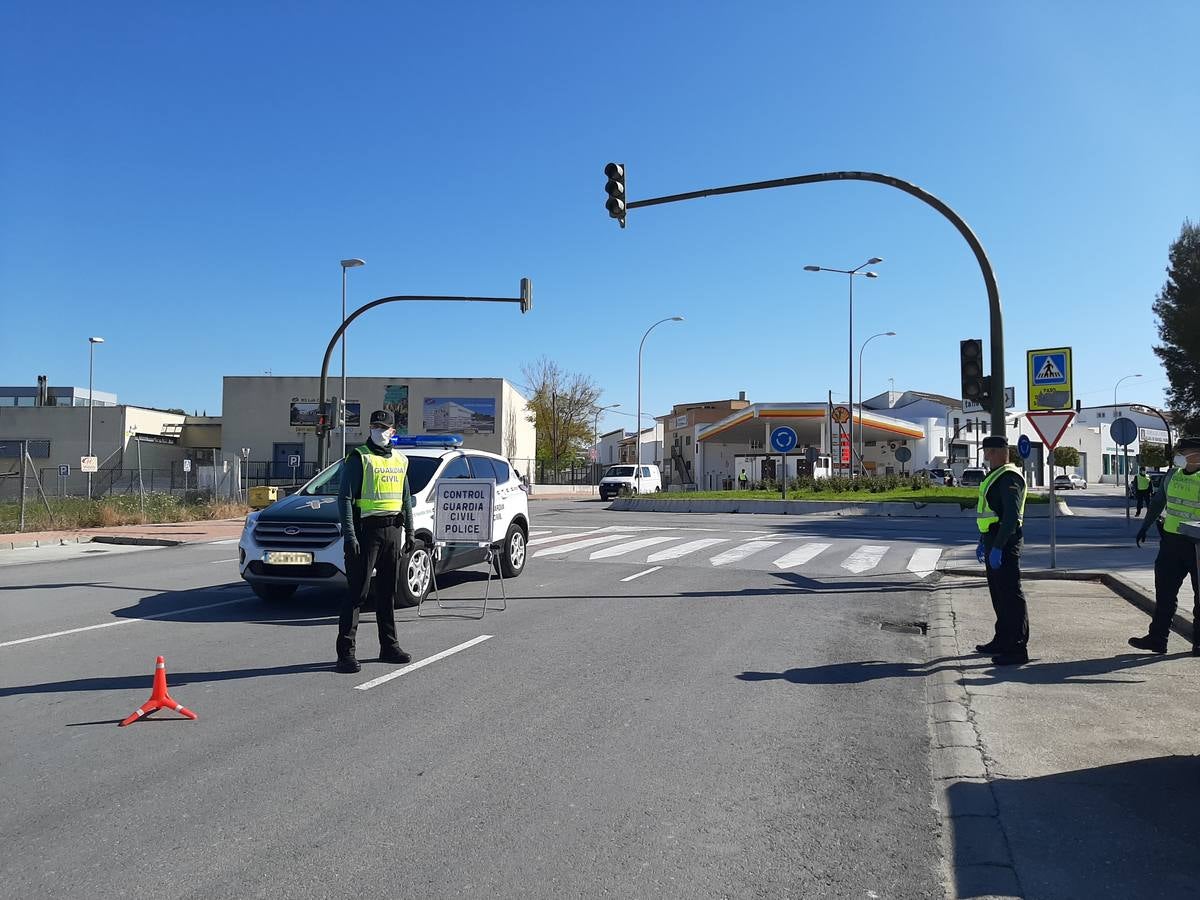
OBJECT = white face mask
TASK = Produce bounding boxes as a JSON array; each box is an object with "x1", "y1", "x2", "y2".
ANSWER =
[
  {"x1": 370, "y1": 428, "x2": 393, "y2": 446},
  {"x1": 1176, "y1": 454, "x2": 1198, "y2": 469}
]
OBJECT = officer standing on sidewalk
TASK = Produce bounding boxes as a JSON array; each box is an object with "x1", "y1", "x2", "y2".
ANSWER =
[
  {"x1": 1134, "y1": 467, "x2": 1152, "y2": 517},
  {"x1": 335, "y1": 409, "x2": 414, "y2": 674},
  {"x1": 1128, "y1": 437, "x2": 1200, "y2": 656},
  {"x1": 974, "y1": 435, "x2": 1030, "y2": 666}
]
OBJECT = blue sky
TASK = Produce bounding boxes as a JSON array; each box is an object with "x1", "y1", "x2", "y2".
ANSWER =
[{"x1": 2, "y1": 2, "x2": 1196, "y2": 435}]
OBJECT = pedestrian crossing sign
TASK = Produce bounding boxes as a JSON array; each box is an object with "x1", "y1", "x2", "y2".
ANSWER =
[{"x1": 1027, "y1": 346, "x2": 1073, "y2": 411}]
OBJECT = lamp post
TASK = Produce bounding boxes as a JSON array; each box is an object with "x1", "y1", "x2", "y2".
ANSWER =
[
  {"x1": 857, "y1": 330, "x2": 896, "y2": 473},
  {"x1": 339, "y1": 259, "x2": 366, "y2": 461},
  {"x1": 87, "y1": 336, "x2": 105, "y2": 499},
  {"x1": 592, "y1": 403, "x2": 621, "y2": 493},
  {"x1": 1113, "y1": 373, "x2": 1142, "y2": 415},
  {"x1": 637, "y1": 317, "x2": 684, "y2": 494},
  {"x1": 804, "y1": 258, "x2": 882, "y2": 475}
]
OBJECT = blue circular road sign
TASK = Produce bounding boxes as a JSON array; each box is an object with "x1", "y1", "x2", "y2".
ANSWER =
[
  {"x1": 770, "y1": 426, "x2": 798, "y2": 454},
  {"x1": 1110, "y1": 416, "x2": 1138, "y2": 447},
  {"x1": 1017, "y1": 434, "x2": 1032, "y2": 459}
]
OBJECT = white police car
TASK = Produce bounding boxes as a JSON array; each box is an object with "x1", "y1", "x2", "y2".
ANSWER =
[{"x1": 238, "y1": 436, "x2": 529, "y2": 606}]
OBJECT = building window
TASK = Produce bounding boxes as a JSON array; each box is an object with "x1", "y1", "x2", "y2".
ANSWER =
[
  {"x1": 940, "y1": 438, "x2": 945, "y2": 452},
  {"x1": 0, "y1": 440, "x2": 50, "y2": 458},
  {"x1": 749, "y1": 439, "x2": 763, "y2": 450},
  {"x1": 685, "y1": 435, "x2": 692, "y2": 446}
]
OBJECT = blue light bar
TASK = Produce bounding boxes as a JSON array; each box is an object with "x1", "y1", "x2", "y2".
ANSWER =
[{"x1": 390, "y1": 434, "x2": 464, "y2": 448}]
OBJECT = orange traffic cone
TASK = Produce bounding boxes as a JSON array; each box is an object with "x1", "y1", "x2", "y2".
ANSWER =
[{"x1": 118, "y1": 656, "x2": 198, "y2": 726}]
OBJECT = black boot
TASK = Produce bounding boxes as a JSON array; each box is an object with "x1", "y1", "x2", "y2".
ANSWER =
[
  {"x1": 1128, "y1": 635, "x2": 1168, "y2": 654},
  {"x1": 1191, "y1": 645, "x2": 1200, "y2": 657},
  {"x1": 991, "y1": 649, "x2": 1029, "y2": 666},
  {"x1": 975, "y1": 639, "x2": 1002, "y2": 654},
  {"x1": 380, "y1": 644, "x2": 412, "y2": 665},
  {"x1": 336, "y1": 640, "x2": 361, "y2": 673}
]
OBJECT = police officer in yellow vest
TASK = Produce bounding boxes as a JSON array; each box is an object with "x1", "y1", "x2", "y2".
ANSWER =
[
  {"x1": 974, "y1": 435, "x2": 1030, "y2": 665},
  {"x1": 1128, "y1": 437, "x2": 1200, "y2": 655},
  {"x1": 1134, "y1": 467, "x2": 1152, "y2": 517},
  {"x1": 335, "y1": 409, "x2": 415, "y2": 673}
]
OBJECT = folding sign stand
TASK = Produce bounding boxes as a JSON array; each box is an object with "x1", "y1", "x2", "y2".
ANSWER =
[
  {"x1": 418, "y1": 541, "x2": 507, "y2": 620},
  {"x1": 417, "y1": 475, "x2": 505, "y2": 620}
]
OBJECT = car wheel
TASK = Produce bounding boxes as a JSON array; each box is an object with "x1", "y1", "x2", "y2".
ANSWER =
[
  {"x1": 396, "y1": 541, "x2": 433, "y2": 608},
  {"x1": 250, "y1": 582, "x2": 297, "y2": 603},
  {"x1": 495, "y1": 522, "x2": 527, "y2": 579}
]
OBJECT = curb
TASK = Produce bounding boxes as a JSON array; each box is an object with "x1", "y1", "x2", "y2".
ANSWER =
[
  {"x1": 90, "y1": 536, "x2": 184, "y2": 548},
  {"x1": 611, "y1": 497, "x2": 1071, "y2": 518},
  {"x1": 1, "y1": 536, "x2": 92, "y2": 551},
  {"x1": 942, "y1": 566, "x2": 1193, "y2": 643}
]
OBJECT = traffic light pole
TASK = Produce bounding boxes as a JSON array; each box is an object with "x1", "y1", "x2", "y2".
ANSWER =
[
  {"x1": 315, "y1": 280, "x2": 532, "y2": 469},
  {"x1": 619, "y1": 170, "x2": 1007, "y2": 438}
]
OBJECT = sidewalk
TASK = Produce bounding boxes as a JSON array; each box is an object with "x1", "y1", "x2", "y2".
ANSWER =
[
  {"x1": 0, "y1": 518, "x2": 244, "y2": 550},
  {"x1": 928, "y1": 577, "x2": 1200, "y2": 899}
]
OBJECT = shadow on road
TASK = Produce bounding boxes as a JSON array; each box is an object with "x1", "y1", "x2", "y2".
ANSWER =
[
  {"x1": 0, "y1": 661, "x2": 334, "y2": 698},
  {"x1": 948, "y1": 755, "x2": 1200, "y2": 899}
]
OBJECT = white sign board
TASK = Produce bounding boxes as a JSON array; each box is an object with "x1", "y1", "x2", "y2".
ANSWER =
[
  {"x1": 183, "y1": 459, "x2": 192, "y2": 473},
  {"x1": 963, "y1": 386, "x2": 1016, "y2": 415},
  {"x1": 433, "y1": 478, "x2": 496, "y2": 545},
  {"x1": 80, "y1": 456, "x2": 99, "y2": 473},
  {"x1": 1139, "y1": 428, "x2": 1169, "y2": 445}
]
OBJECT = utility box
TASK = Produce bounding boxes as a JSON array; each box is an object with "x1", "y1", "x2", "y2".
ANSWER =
[{"x1": 249, "y1": 486, "x2": 279, "y2": 509}]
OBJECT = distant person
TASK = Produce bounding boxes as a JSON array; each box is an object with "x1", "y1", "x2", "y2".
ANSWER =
[
  {"x1": 1134, "y1": 467, "x2": 1152, "y2": 517},
  {"x1": 335, "y1": 409, "x2": 414, "y2": 674},
  {"x1": 1128, "y1": 437, "x2": 1200, "y2": 655},
  {"x1": 738, "y1": 468, "x2": 749, "y2": 490},
  {"x1": 974, "y1": 436, "x2": 1029, "y2": 666}
]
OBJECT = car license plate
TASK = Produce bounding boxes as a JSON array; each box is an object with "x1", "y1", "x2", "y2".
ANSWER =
[{"x1": 264, "y1": 551, "x2": 313, "y2": 565}]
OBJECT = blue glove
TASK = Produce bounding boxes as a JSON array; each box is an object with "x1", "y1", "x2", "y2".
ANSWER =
[
  {"x1": 988, "y1": 547, "x2": 1003, "y2": 569},
  {"x1": 975, "y1": 543, "x2": 986, "y2": 564}
]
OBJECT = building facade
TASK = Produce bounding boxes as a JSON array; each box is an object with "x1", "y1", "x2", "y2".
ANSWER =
[{"x1": 661, "y1": 395, "x2": 751, "y2": 488}]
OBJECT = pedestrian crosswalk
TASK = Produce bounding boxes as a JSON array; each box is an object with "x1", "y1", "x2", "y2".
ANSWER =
[{"x1": 526, "y1": 526, "x2": 946, "y2": 579}]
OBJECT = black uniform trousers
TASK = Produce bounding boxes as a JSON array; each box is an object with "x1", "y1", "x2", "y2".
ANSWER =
[
  {"x1": 985, "y1": 529, "x2": 1028, "y2": 651},
  {"x1": 1135, "y1": 489, "x2": 1151, "y2": 516},
  {"x1": 1148, "y1": 527, "x2": 1200, "y2": 645},
  {"x1": 337, "y1": 516, "x2": 401, "y2": 659}
]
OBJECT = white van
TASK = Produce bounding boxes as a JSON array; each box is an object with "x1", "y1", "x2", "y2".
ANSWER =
[{"x1": 599, "y1": 464, "x2": 662, "y2": 500}]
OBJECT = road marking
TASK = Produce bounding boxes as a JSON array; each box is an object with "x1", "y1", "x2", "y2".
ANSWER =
[
  {"x1": 841, "y1": 545, "x2": 889, "y2": 574},
  {"x1": 907, "y1": 547, "x2": 943, "y2": 579},
  {"x1": 0, "y1": 595, "x2": 255, "y2": 648},
  {"x1": 528, "y1": 530, "x2": 553, "y2": 537},
  {"x1": 354, "y1": 634, "x2": 492, "y2": 691},
  {"x1": 772, "y1": 543, "x2": 832, "y2": 569},
  {"x1": 620, "y1": 566, "x2": 662, "y2": 582},
  {"x1": 209, "y1": 558, "x2": 240, "y2": 564},
  {"x1": 528, "y1": 529, "x2": 604, "y2": 546},
  {"x1": 646, "y1": 538, "x2": 727, "y2": 562},
  {"x1": 209, "y1": 539, "x2": 240, "y2": 545},
  {"x1": 589, "y1": 536, "x2": 678, "y2": 559},
  {"x1": 532, "y1": 534, "x2": 634, "y2": 558},
  {"x1": 710, "y1": 540, "x2": 779, "y2": 567}
]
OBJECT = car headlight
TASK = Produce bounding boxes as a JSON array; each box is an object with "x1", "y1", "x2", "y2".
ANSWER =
[{"x1": 242, "y1": 511, "x2": 260, "y2": 534}]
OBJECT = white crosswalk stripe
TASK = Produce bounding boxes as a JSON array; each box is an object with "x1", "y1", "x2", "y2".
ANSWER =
[
  {"x1": 589, "y1": 536, "x2": 679, "y2": 560},
  {"x1": 528, "y1": 529, "x2": 603, "y2": 547},
  {"x1": 841, "y1": 545, "x2": 889, "y2": 574},
  {"x1": 772, "y1": 543, "x2": 832, "y2": 570},
  {"x1": 532, "y1": 534, "x2": 635, "y2": 558},
  {"x1": 528, "y1": 530, "x2": 553, "y2": 537},
  {"x1": 906, "y1": 547, "x2": 943, "y2": 579},
  {"x1": 710, "y1": 540, "x2": 779, "y2": 567},
  {"x1": 646, "y1": 537, "x2": 728, "y2": 563}
]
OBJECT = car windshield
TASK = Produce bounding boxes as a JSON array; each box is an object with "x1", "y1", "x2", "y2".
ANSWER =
[
  {"x1": 299, "y1": 456, "x2": 443, "y2": 496},
  {"x1": 605, "y1": 466, "x2": 636, "y2": 477}
]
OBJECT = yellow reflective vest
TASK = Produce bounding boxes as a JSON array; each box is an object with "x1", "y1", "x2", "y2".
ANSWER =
[
  {"x1": 1135, "y1": 473, "x2": 1151, "y2": 491},
  {"x1": 977, "y1": 464, "x2": 1027, "y2": 533},
  {"x1": 354, "y1": 446, "x2": 409, "y2": 516},
  {"x1": 1163, "y1": 468, "x2": 1200, "y2": 535}
]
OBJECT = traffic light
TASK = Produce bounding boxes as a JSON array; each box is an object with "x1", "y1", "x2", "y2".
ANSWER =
[
  {"x1": 604, "y1": 162, "x2": 626, "y2": 227},
  {"x1": 959, "y1": 338, "x2": 989, "y2": 405},
  {"x1": 520, "y1": 277, "x2": 533, "y2": 314}
]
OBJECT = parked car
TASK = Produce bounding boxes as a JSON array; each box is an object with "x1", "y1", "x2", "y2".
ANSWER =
[
  {"x1": 959, "y1": 467, "x2": 987, "y2": 487},
  {"x1": 1127, "y1": 471, "x2": 1167, "y2": 498},
  {"x1": 599, "y1": 464, "x2": 662, "y2": 500},
  {"x1": 922, "y1": 468, "x2": 948, "y2": 486},
  {"x1": 1053, "y1": 473, "x2": 1088, "y2": 490},
  {"x1": 238, "y1": 436, "x2": 529, "y2": 606}
]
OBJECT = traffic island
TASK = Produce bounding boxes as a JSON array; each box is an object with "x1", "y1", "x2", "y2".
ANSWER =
[{"x1": 611, "y1": 496, "x2": 1070, "y2": 518}]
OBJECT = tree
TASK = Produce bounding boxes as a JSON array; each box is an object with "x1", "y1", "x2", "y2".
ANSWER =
[
  {"x1": 1153, "y1": 220, "x2": 1200, "y2": 434},
  {"x1": 520, "y1": 357, "x2": 603, "y2": 471},
  {"x1": 1139, "y1": 442, "x2": 1169, "y2": 469},
  {"x1": 1052, "y1": 446, "x2": 1080, "y2": 474}
]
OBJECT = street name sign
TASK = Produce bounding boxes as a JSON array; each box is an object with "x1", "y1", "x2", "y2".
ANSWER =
[
  {"x1": 964, "y1": 386, "x2": 1015, "y2": 414},
  {"x1": 1026, "y1": 411, "x2": 1075, "y2": 451},
  {"x1": 1027, "y1": 347, "x2": 1073, "y2": 411},
  {"x1": 433, "y1": 478, "x2": 496, "y2": 544}
]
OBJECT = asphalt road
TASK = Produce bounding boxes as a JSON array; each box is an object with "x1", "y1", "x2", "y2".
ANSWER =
[{"x1": 1, "y1": 503, "x2": 961, "y2": 898}]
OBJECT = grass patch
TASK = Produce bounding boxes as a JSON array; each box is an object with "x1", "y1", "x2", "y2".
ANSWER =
[{"x1": 0, "y1": 493, "x2": 249, "y2": 534}]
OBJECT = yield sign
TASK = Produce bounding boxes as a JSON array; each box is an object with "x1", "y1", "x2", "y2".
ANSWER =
[{"x1": 1025, "y1": 411, "x2": 1075, "y2": 451}]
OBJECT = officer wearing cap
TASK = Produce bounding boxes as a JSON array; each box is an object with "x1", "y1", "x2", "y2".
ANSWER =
[
  {"x1": 334, "y1": 409, "x2": 414, "y2": 674},
  {"x1": 1128, "y1": 436, "x2": 1200, "y2": 655},
  {"x1": 973, "y1": 435, "x2": 1030, "y2": 665}
]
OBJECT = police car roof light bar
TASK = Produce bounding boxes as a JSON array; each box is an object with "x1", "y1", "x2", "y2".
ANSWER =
[{"x1": 390, "y1": 435, "x2": 464, "y2": 448}]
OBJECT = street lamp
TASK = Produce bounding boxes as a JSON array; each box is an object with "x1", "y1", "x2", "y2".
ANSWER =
[
  {"x1": 637, "y1": 317, "x2": 684, "y2": 494},
  {"x1": 592, "y1": 403, "x2": 621, "y2": 493},
  {"x1": 1113, "y1": 373, "x2": 1142, "y2": 414},
  {"x1": 805, "y1": 258, "x2": 882, "y2": 475},
  {"x1": 339, "y1": 259, "x2": 366, "y2": 461},
  {"x1": 87, "y1": 336, "x2": 105, "y2": 499},
  {"x1": 858, "y1": 330, "x2": 896, "y2": 472}
]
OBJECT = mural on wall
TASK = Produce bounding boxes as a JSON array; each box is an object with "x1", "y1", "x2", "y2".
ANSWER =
[
  {"x1": 289, "y1": 401, "x2": 321, "y2": 427},
  {"x1": 422, "y1": 397, "x2": 496, "y2": 434},
  {"x1": 383, "y1": 384, "x2": 409, "y2": 435}
]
